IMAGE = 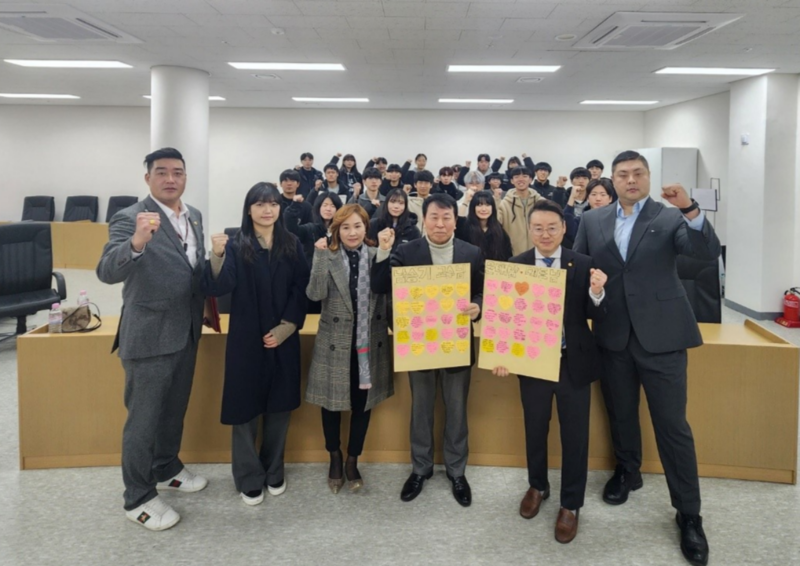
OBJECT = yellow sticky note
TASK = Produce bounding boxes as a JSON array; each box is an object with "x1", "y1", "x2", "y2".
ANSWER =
[
  {"x1": 480, "y1": 339, "x2": 494, "y2": 353},
  {"x1": 411, "y1": 343, "x2": 425, "y2": 356},
  {"x1": 395, "y1": 301, "x2": 410, "y2": 315},
  {"x1": 396, "y1": 330, "x2": 410, "y2": 343},
  {"x1": 511, "y1": 343, "x2": 525, "y2": 357},
  {"x1": 498, "y1": 296, "x2": 514, "y2": 310},
  {"x1": 425, "y1": 285, "x2": 440, "y2": 299},
  {"x1": 425, "y1": 328, "x2": 438, "y2": 341},
  {"x1": 456, "y1": 314, "x2": 470, "y2": 326},
  {"x1": 441, "y1": 341, "x2": 455, "y2": 354},
  {"x1": 396, "y1": 316, "x2": 410, "y2": 329},
  {"x1": 410, "y1": 286, "x2": 424, "y2": 299},
  {"x1": 411, "y1": 301, "x2": 425, "y2": 314},
  {"x1": 456, "y1": 340, "x2": 470, "y2": 353},
  {"x1": 440, "y1": 298, "x2": 455, "y2": 312},
  {"x1": 441, "y1": 284, "x2": 455, "y2": 297},
  {"x1": 455, "y1": 283, "x2": 469, "y2": 297}
]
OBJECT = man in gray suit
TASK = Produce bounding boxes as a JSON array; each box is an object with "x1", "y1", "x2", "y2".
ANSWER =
[
  {"x1": 97, "y1": 147, "x2": 207, "y2": 531},
  {"x1": 575, "y1": 150, "x2": 719, "y2": 566}
]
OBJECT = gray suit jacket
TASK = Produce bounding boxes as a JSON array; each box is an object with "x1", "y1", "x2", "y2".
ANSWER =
[
  {"x1": 96, "y1": 195, "x2": 206, "y2": 360},
  {"x1": 574, "y1": 197, "x2": 720, "y2": 354}
]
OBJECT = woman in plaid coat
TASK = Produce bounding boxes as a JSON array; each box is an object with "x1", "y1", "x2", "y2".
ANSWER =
[{"x1": 306, "y1": 203, "x2": 393, "y2": 494}]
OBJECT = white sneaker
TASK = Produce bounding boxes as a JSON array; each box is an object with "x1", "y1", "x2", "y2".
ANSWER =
[
  {"x1": 267, "y1": 479, "x2": 287, "y2": 496},
  {"x1": 241, "y1": 489, "x2": 265, "y2": 506},
  {"x1": 125, "y1": 496, "x2": 180, "y2": 531},
  {"x1": 157, "y1": 467, "x2": 208, "y2": 493}
]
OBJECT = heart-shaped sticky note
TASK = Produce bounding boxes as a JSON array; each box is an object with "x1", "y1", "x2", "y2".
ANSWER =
[
  {"x1": 514, "y1": 298, "x2": 527, "y2": 311},
  {"x1": 426, "y1": 342, "x2": 439, "y2": 354},
  {"x1": 548, "y1": 287, "x2": 563, "y2": 299},
  {"x1": 498, "y1": 327, "x2": 511, "y2": 341},
  {"x1": 515, "y1": 282, "x2": 529, "y2": 296},
  {"x1": 547, "y1": 303, "x2": 562, "y2": 316},
  {"x1": 456, "y1": 340, "x2": 470, "y2": 353},
  {"x1": 481, "y1": 339, "x2": 495, "y2": 353},
  {"x1": 440, "y1": 298, "x2": 455, "y2": 312},
  {"x1": 441, "y1": 313, "x2": 454, "y2": 325},
  {"x1": 396, "y1": 316, "x2": 410, "y2": 329},
  {"x1": 395, "y1": 302, "x2": 410, "y2": 315},
  {"x1": 485, "y1": 295, "x2": 498, "y2": 308},
  {"x1": 426, "y1": 299, "x2": 439, "y2": 313},
  {"x1": 527, "y1": 331, "x2": 541, "y2": 344},
  {"x1": 498, "y1": 296, "x2": 514, "y2": 310},
  {"x1": 483, "y1": 325, "x2": 497, "y2": 339},
  {"x1": 500, "y1": 281, "x2": 513, "y2": 294},
  {"x1": 513, "y1": 328, "x2": 526, "y2": 341},
  {"x1": 496, "y1": 341, "x2": 510, "y2": 354},
  {"x1": 511, "y1": 343, "x2": 525, "y2": 357},
  {"x1": 531, "y1": 300, "x2": 545, "y2": 313},
  {"x1": 412, "y1": 330, "x2": 425, "y2": 341},
  {"x1": 441, "y1": 284, "x2": 454, "y2": 297},
  {"x1": 499, "y1": 312, "x2": 512, "y2": 324},
  {"x1": 410, "y1": 286, "x2": 424, "y2": 299},
  {"x1": 531, "y1": 284, "x2": 545, "y2": 297},
  {"x1": 441, "y1": 341, "x2": 455, "y2": 354},
  {"x1": 425, "y1": 285, "x2": 440, "y2": 299},
  {"x1": 456, "y1": 298, "x2": 469, "y2": 311},
  {"x1": 411, "y1": 343, "x2": 425, "y2": 356},
  {"x1": 411, "y1": 301, "x2": 425, "y2": 314},
  {"x1": 457, "y1": 327, "x2": 469, "y2": 339},
  {"x1": 484, "y1": 309, "x2": 497, "y2": 323},
  {"x1": 425, "y1": 328, "x2": 438, "y2": 341},
  {"x1": 441, "y1": 327, "x2": 455, "y2": 340},
  {"x1": 529, "y1": 316, "x2": 543, "y2": 328},
  {"x1": 455, "y1": 283, "x2": 469, "y2": 297},
  {"x1": 546, "y1": 319, "x2": 561, "y2": 332},
  {"x1": 544, "y1": 333, "x2": 559, "y2": 348},
  {"x1": 395, "y1": 288, "x2": 409, "y2": 301},
  {"x1": 514, "y1": 313, "x2": 527, "y2": 327},
  {"x1": 396, "y1": 330, "x2": 410, "y2": 343},
  {"x1": 411, "y1": 316, "x2": 424, "y2": 328},
  {"x1": 396, "y1": 344, "x2": 410, "y2": 357},
  {"x1": 527, "y1": 346, "x2": 540, "y2": 359},
  {"x1": 486, "y1": 280, "x2": 499, "y2": 293},
  {"x1": 456, "y1": 314, "x2": 470, "y2": 326},
  {"x1": 425, "y1": 314, "x2": 438, "y2": 327}
]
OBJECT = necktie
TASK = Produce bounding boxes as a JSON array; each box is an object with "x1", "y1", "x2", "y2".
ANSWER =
[{"x1": 541, "y1": 256, "x2": 566, "y2": 350}]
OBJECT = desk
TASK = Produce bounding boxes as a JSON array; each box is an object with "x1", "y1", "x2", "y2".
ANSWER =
[
  {"x1": 17, "y1": 317, "x2": 799, "y2": 484},
  {"x1": 50, "y1": 221, "x2": 109, "y2": 270}
]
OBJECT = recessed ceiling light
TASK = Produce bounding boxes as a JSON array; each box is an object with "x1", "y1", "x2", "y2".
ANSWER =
[
  {"x1": 517, "y1": 77, "x2": 544, "y2": 84},
  {"x1": 439, "y1": 98, "x2": 514, "y2": 104},
  {"x1": 251, "y1": 74, "x2": 281, "y2": 80},
  {"x1": 580, "y1": 100, "x2": 658, "y2": 105},
  {"x1": 292, "y1": 97, "x2": 369, "y2": 102},
  {"x1": 0, "y1": 93, "x2": 80, "y2": 99},
  {"x1": 555, "y1": 34, "x2": 577, "y2": 41},
  {"x1": 271, "y1": 28, "x2": 285, "y2": 35},
  {"x1": 448, "y1": 65, "x2": 560, "y2": 73},
  {"x1": 229, "y1": 62, "x2": 345, "y2": 71},
  {"x1": 4, "y1": 59, "x2": 131, "y2": 68},
  {"x1": 143, "y1": 95, "x2": 226, "y2": 101},
  {"x1": 655, "y1": 67, "x2": 775, "y2": 76}
]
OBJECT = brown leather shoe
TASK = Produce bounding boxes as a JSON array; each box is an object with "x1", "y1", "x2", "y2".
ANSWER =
[
  {"x1": 555, "y1": 508, "x2": 579, "y2": 544},
  {"x1": 519, "y1": 487, "x2": 550, "y2": 519}
]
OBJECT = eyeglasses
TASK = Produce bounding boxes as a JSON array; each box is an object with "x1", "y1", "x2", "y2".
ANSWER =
[{"x1": 531, "y1": 226, "x2": 562, "y2": 236}]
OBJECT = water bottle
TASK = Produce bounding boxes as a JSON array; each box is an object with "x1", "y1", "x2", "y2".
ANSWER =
[
  {"x1": 78, "y1": 290, "x2": 89, "y2": 307},
  {"x1": 48, "y1": 303, "x2": 62, "y2": 334}
]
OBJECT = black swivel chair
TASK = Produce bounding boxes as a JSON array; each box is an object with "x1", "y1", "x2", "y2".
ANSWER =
[
  {"x1": 106, "y1": 196, "x2": 139, "y2": 222},
  {"x1": 678, "y1": 254, "x2": 722, "y2": 323},
  {"x1": 215, "y1": 227, "x2": 240, "y2": 315},
  {"x1": 0, "y1": 223, "x2": 67, "y2": 338},
  {"x1": 63, "y1": 196, "x2": 99, "y2": 222},
  {"x1": 21, "y1": 196, "x2": 55, "y2": 221}
]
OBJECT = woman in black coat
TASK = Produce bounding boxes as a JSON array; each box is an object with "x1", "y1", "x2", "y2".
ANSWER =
[
  {"x1": 456, "y1": 189, "x2": 513, "y2": 262},
  {"x1": 203, "y1": 182, "x2": 309, "y2": 506},
  {"x1": 368, "y1": 188, "x2": 421, "y2": 253}
]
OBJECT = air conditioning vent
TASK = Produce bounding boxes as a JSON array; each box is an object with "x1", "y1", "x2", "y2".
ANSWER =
[
  {"x1": 574, "y1": 12, "x2": 742, "y2": 50},
  {"x1": 0, "y1": 4, "x2": 140, "y2": 43}
]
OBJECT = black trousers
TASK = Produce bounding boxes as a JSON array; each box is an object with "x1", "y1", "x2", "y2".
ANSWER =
[
  {"x1": 519, "y1": 356, "x2": 591, "y2": 510},
  {"x1": 321, "y1": 348, "x2": 371, "y2": 457},
  {"x1": 601, "y1": 328, "x2": 701, "y2": 515}
]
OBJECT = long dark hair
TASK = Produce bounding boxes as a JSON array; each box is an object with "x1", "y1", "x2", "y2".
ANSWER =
[
  {"x1": 340, "y1": 153, "x2": 359, "y2": 174},
  {"x1": 467, "y1": 190, "x2": 511, "y2": 262},
  {"x1": 375, "y1": 188, "x2": 411, "y2": 229},
  {"x1": 311, "y1": 192, "x2": 343, "y2": 230},
  {"x1": 235, "y1": 182, "x2": 297, "y2": 264}
]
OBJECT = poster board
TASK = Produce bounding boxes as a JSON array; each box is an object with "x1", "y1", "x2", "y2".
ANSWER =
[
  {"x1": 391, "y1": 263, "x2": 471, "y2": 372},
  {"x1": 477, "y1": 260, "x2": 566, "y2": 382}
]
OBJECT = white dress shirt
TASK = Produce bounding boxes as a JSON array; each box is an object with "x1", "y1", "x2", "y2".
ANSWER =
[{"x1": 132, "y1": 197, "x2": 198, "y2": 268}]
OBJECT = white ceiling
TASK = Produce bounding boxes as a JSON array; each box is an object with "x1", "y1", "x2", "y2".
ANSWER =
[{"x1": 0, "y1": 0, "x2": 798, "y2": 111}]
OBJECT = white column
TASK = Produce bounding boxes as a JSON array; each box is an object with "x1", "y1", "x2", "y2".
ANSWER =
[{"x1": 150, "y1": 65, "x2": 210, "y2": 232}]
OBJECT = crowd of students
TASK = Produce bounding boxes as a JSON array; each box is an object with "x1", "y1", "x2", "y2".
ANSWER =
[{"x1": 99, "y1": 147, "x2": 716, "y2": 566}]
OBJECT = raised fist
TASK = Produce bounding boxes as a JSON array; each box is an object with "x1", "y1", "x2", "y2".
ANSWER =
[
  {"x1": 132, "y1": 212, "x2": 161, "y2": 251},
  {"x1": 210, "y1": 233, "x2": 229, "y2": 258}
]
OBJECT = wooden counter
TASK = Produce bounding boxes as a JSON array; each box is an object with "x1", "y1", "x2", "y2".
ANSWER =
[
  {"x1": 17, "y1": 316, "x2": 799, "y2": 484},
  {"x1": 50, "y1": 221, "x2": 109, "y2": 270}
]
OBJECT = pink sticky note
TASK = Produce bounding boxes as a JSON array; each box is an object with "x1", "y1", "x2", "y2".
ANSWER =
[
  {"x1": 483, "y1": 325, "x2": 497, "y2": 339},
  {"x1": 500, "y1": 281, "x2": 513, "y2": 294},
  {"x1": 498, "y1": 327, "x2": 511, "y2": 341},
  {"x1": 426, "y1": 299, "x2": 439, "y2": 313},
  {"x1": 547, "y1": 303, "x2": 562, "y2": 316},
  {"x1": 529, "y1": 316, "x2": 543, "y2": 328},
  {"x1": 496, "y1": 341, "x2": 510, "y2": 354},
  {"x1": 486, "y1": 279, "x2": 499, "y2": 293},
  {"x1": 532, "y1": 300, "x2": 545, "y2": 313},
  {"x1": 499, "y1": 312, "x2": 512, "y2": 324},
  {"x1": 456, "y1": 298, "x2": 469, "y2": 311},
  {"x1": 425, "y1": 314, "x2": 438, "y2": 327},
  {"x1": 548, "y1": 287, "x2": 563, "y2": 299},
  {"x1": 527, "y1": 346, "x2": 540, "y2": 359},
  {"x1": 441, "y1": 327, "x2": 455, "y2": 340},
  {"x1": 528, "y1": 331, "x2": 541, "y2": 344},
  {"x1": 513, "y1": 328, "x2": 526, "y2": 341},
  {"x1": 544, "y1": 333, "x2": 559, "y2": 348},
  {"x1": 485, "y1": 295, "x2": 498, "y2": 308},
  {"x1": 484, "y1": 309, "x2": 497, "y2": 323},
  {"x1": 514, "y1": 298, "x2": 527, "y2": 311},
  {"x1": 441, "y1": 313, "x2": 454, "y2": 325},
  {"x1": 395, "y1": 288, "x2": 409, "y2": 301},
  {"x1": 411, "y1": 316, "x2": 424, "y2": 328},
  {"x1": 531, "y1": 284, "x2": 545, "y2": 297},
  {"x1": 426, "y1": 342, "x2": 439, "y2": 354},
  {"x1": 412, "y1": 330, "x2": 425, "y2": 341},
  {"x1": 397, "y1": 344, "x2": 410, "y2": 357},
  {"x1": 457, "y1": 327, "x2": 469, "y2": 339},
  {"x1": 546, "y1": 319, "x2": 561, "y2": 332},
  {"x1": 513, "y1": 313, "x2": 527, "y2": 327}
]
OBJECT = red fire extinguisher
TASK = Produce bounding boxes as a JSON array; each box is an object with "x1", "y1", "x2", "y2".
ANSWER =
[{"x1": 776, "y1": 288, "x2": 800, "y2": 327}]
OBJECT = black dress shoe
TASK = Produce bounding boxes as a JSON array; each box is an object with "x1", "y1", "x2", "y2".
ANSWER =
[
  {"x1": 602, "y1": 465, "x2": 643, "y2": 505},
  {"x1": 446, "y1": 473, "x2": 472, "y2": 507},
  {"x1": 400, "y1": 471, "x2": 432, "y2": 502},
  {"x1": 676, "y1": 512, "x2": 709, "y2": 566}
]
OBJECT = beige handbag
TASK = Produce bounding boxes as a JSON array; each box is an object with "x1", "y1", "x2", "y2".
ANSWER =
[{"x1": 61, "y1": 303, "x2": 102, "y2": 333}]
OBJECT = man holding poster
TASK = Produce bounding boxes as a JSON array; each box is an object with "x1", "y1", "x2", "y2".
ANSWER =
[
  {"x1": 493, "y1": 200, "x2": 607, "y2": 544},
  {"x1": 372, "y1": 193, "x2": 484, "y2": 507}
]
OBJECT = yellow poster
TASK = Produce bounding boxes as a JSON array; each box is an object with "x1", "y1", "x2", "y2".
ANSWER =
[
  {"x1": 391, "y1": 263, "x2": 472, "y2": 372},
  {"x1": 477, "y1": 259, "x2": 567, "y2": 382}
]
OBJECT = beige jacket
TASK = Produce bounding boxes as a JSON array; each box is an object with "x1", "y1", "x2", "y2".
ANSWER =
[{"x1": 497, "y1": 188, "x2": 543, "y2": 256}]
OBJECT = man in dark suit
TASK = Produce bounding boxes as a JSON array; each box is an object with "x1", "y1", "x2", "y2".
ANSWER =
[
  {"x1": 575, "y1": 150, "x2": 720, "y2": 566},
  {"x1": 493, "y1": 200, "x2": 608, "y2": 544},
  {"x1": 372, "y1": 193, "x2": 484, "y2": 507},
  {"x1": 97, "y1": 148, "x2": 207, "y2": 531}
]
